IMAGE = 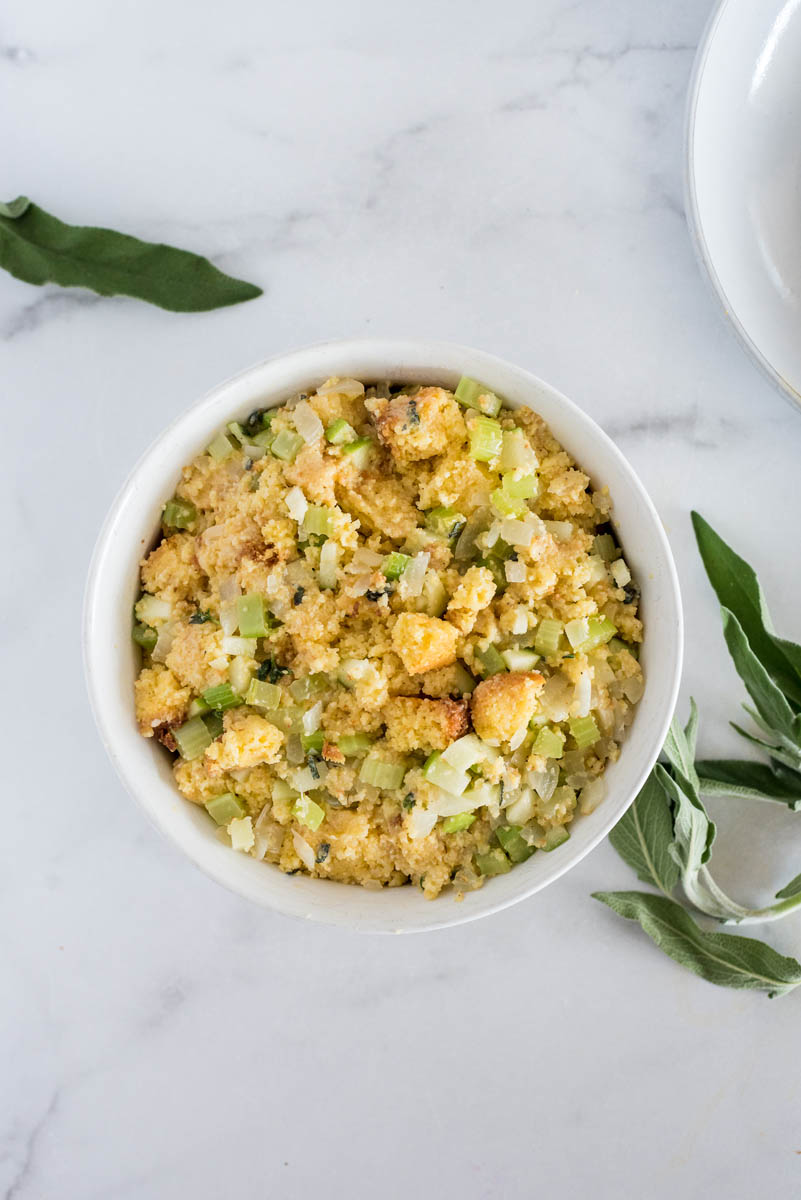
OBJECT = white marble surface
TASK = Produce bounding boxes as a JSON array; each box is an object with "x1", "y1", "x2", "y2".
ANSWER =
[{"x1": 3, "y1": 0, "x2": 801, "y2": 1196}]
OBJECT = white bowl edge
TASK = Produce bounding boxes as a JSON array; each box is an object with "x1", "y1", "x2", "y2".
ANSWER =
[{"x1": 83, "y1": 338, "x2": 683, "y2": 933}]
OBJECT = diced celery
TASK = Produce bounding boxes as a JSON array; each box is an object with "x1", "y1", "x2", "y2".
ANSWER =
[
  {"x1": 382, "y1": 552, "x2": 410, "y2": 581},
  {"x1": 451, "y1": 662, "x2": 478, "y2": 694},
  {"x1": 203, "y1": 710, "x2": 224, "y2": 740},
  {"x1": 425, "y1": 506, "x2": 466, "y2": 540},
  {"x1": 499, "y1": 428, "x2": 537, "y2": 472},
  {"x1": 338, "y1": 732, "x2": 374, "y2": 756},
  {"x1": 289, "y1": 673, "x2": 329, "y2": 701},
  {"x1": 301, "y1": 730, "x2": 325, "y2": 753},
  {"x1": 162, "y1": 497, "x2": 197, "y2": 530},
  {"x1": 502, "y1": 472, "x2": 538, "y2": 500},
  {"x1": 593, "y1": 533, "x2": 617, "y2": 561},
  {"x1": 462, "y1": 781, "x2": 501, "y2": 809},
  {"x1": 609, "y1": 636, "x2": 638, "y2": 661},
  {"x1": 135, "y1": 594, "x2": 171, "y2": 624},
  {"x1": 534, "y1": 619, "x2": 563, "y2": 657},
  {"x1": 501, "y1": 648, "x2": 540, "y2": 672},
  {"x1": 187, "y1": 696, "x2": 211, "y2": 718},
  {"x1": 205, "y1": 792, "x2": 245, "y2": 825},
  {"x1": 245, "y1": 678, "x2": 282, "y2": 710},
  {"x1": 270, "y1": 430, "x2": 304, "y2": 462},
  {"x1": 423, "y1": 752, "x2": 469, "y2": 796},
  {"x1": 341, "y1": 437, "x2": 373, "y2": 469},
  {"x1": 359, "y1": 757, "x2": 407, "y2": 790},
  {"x1": 318, "y1": 541, "x2": 339, "y2": 589},
  {"x1": 414, "y1": 572, "x2": 448, "y2": 617},
  {"x1": 454, "y1": 376, "x2": 503, "y2": 417},
  {"x1": 543, "y1": 826, "x2": 570, "y2": 851},
  {"x1": 441, "y1": 734, "x2": 494, "y2": 772},
  {"x1": 237, "y1": 594, "x2": 270, "y2": 638},
  {"x1": 496, "y1": 824, "x2": 535, "y2": 863},
  {"x1": 469, "y1": 416, "x2": 503, "y2": 462},
  {"x1": 454, "y1": 507, "x2": 491, "y2": 561},
  {"x1": 325, "y1": 418, "x2": 357, "y2": 445},
  {"x1": 442, "y1": 812, "x2": 476, "y2": 834},
  {"x1": 251, "y1": 426, "x2": 276, "y2": 449},
  {"x1": 202, "y1": 683, "x2": 241, "y2": 711},
  {"x1": 303, "y1": 506, "x2": 335, "y2": 537},
  {"x1": 475, "y1": 848, "x2": 512, "y2": 876},
  {"x1": 272, "y1": 778, "x2": 297, "y2": 802},
  {"x1": 532, "y1": 726, "x2": 565, "y2": 759},
  {"x1": 480, "y1": 555, "x2": 508, "y2": 593},
  {"x1": 293, "y1": 795, "x2": 325, "y2": 832},
  {"x1": 569, "y1": 715, "x2": 600, "y2": 748},
  {"x1": 476, "y1": 644, "x2": 507, "y2": 678},
  {"x1": 227, "y1": 420, "x2": 246, "y2": 444},
  {"x1": 173, "y1": 715, "x2": 213, "y2": 760},
  {"x1": 490, "y1": 488, "x2": 526, "y2": 519},
  {"x1": 207, "y1": 431, "x2": 235, "y2": 462},
  {"x1": 583, "y1": 616, "x2": 618, "y2": 650},
  {"x1": 132, "y1": 622, "x2": 157, "y2": 652}
]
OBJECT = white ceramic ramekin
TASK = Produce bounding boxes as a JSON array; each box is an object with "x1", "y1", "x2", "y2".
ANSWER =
[{"x1": 84, "y1": 339, "x2": 682, "y2": 933}]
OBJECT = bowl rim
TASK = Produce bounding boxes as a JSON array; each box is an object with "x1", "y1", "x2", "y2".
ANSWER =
[
  {"x1": 684, "y1": 0, "x2": 801, "y2": 415},
  {"x1": 84, "y1": 337, "x2": 683, "y2": 933}
]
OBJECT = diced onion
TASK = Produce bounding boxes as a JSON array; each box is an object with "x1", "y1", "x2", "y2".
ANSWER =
[
  {"x1": 229, "y1": 655, "x2": 254, "y2": 697},
  {"x1": 527, "y1": 762, "x2": 559, "y2": 802},
  {"x1": 545, "y1": 520, "x2": 573, "y2": 542},
  {"x1": 579, "y1": 777, "x2": 606, "y2": 814},
  {"x1": 315, "y1": 377, "x2": 365, "y2": 400},
  {"x1": 623, "y1": 676, "x2": 644, "y2": 703},
  {"x1": 151, "y1": 620, "x2": 178, "y2": 663},
  {"x1": 505, "y1": 789, "x2": 536, "y2": 825},
  {"x1": 499, "y1": 514, "x2": 544, "y2": 548},
  {"x1": 135, "y1": 594, "x2": 172, "y2": 624},
  {"x1": 539, "y1": 673, "x2": 572, "y2": 721},
  {"x1": 228, "y1": 816, "x2": 255, "y2": 852},
  {"x1": 222, "y1": 636, "x2": 257, "y2": 658},
  {"x1": 611, "y1": 558, "x2": 632, "y2": 587},
  {"x1": 293, "y1": 400, "x2": 324, "y2": 444},
  {"x1": 292, "y1": 830, "x2": 316, "y2": 870},
  {"x1": 505, "y1": 558, "x2": 527, "y2": 584},
  {"x1": 219, "y1": 576, "x2": 240, "y2": 603},
  {"x1": 585, "y1": 555, "x2": 607, "y2": 585},
  {"x1": 318, "y1": 541, "x2": 339, "y2": 590},
  {"x1": 346, "y1": 547, "x2": 384, "y2": 573},
  {"x1": 508, "y1": 723, "x2": 528, "y2": 751},
  {"x1": 220, "y1": 601, "x2": 239, "y2": 635},
  {"x1": 240, "y1": 442, "x2": 266, "y2": 460},
  {"x1": 285, "y1": 486, "x2": 308, "y2": 522},
  {"x1": 302, "y1": 701, "x2": 323, "y2": 735},
  {"x1": 399, "y1": 551, "x2": 429, "y2": 598},
  {"x1": 573, "y1": 671, "x2": 592, "y2": 718},
  {"x1": 408, "y1": 808, "x2": 438, "y2": 839}
]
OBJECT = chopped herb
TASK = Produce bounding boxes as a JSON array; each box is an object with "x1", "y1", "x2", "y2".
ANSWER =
[
  {"x1": 189, "y1": 609, "x2": 213, "y2": 625},
  {"x1": 623, "y1": 582, "x2": 641, "y2": 605},
  {"x1": 402, "y1": 792, "x2": 416, "y2": 811},
  {"x1": 257, "y1": 659, "x2": 288, "y2": 683},
  {"x1": 405, "y1": 398, "x2": 420, "y2": 427},
  {"x1": 365, "y1": 587, "x2": 391, "y2": 602},
  {"x1": 245, "y1": 408, "x2": 273, "y2": 436},
  {"x1": 315, "y1": 842, "x2": 330, "y2": 864},
  {"x1": 292, "y1": 586, "x2": 305, "y2": 606},
  {"x1": 307, "y1": 753, "x2": 321, "y2": 780}
]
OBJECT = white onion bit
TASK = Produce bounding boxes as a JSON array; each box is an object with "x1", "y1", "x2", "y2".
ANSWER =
[{"x1": 292, "y1": 831, "x2": 316, "y2": 870}]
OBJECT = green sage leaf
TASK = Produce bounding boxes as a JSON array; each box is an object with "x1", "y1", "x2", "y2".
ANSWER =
[
  {"x1": 608, "y1": 771, "x2": 679, "y2": 894},
  {"x1": 776, "y1": 872, "x2": 801, "y2": 901},
  {"x1": 662, "y1": 703, "x2": 699, "y2": 791},
  {"x1": 691, "y1": 512, "x2": 801, "y2": 706},
  {"x1": 729, "y1": 723, "x2": 801, "y2": 771},
  {"x1": 0, "y1": 196, "x2": 262, "y2": 312},
  {"x1": 696, "y1": 759, "x2": 801, "y2": 810},
  {"x1": 592, "y1": 891, "x2": 801, "y2": 997},
  {"x1": 721, "y1": 608, "x2": 799, "y2": 746}
]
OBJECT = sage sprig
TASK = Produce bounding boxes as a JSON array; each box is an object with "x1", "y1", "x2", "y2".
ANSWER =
[
  {"x1": 0, "y1": 196, "x2": 262, "y2": 311},
  {"x1": 593, "y1": 892, "x2": 801, "y2": 998},
  {"x1": 595, "y1": 515, "x2": 801, "y2": 997}
]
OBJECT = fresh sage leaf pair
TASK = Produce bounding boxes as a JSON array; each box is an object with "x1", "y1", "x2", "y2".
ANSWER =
[
  {"x1": 595, "y1": 514, "x2": 801, "y2": 998},
  {"x1": 0, "y1": 196, "x2": 262, "y2": 311}
]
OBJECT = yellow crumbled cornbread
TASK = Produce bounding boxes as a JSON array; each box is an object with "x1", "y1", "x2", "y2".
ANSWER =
[
  {"x1": 366, "y1": 387, "x2": 464, "y2": 462},
  {"x1": 383, "y1": 696, "x2": 469, "y2": 752},
  {"x1": 204, "y1": 710, "x2": 284, "y2": 774},
  {"x1": 133, "y1": 376, "x2": 644, "y2": 899},
  {"x1": 446, "y1": 565, "x2": 497, "y2": 634},
  {"x1": 471, "y1": 671, "x2": 545, "y2": 744},
  {"x1": 391, "y1": 613, "x2": 460, "y2": 675},
  {"x1": 134, "y1": 665, "x2": 192, "y2": 736}
]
